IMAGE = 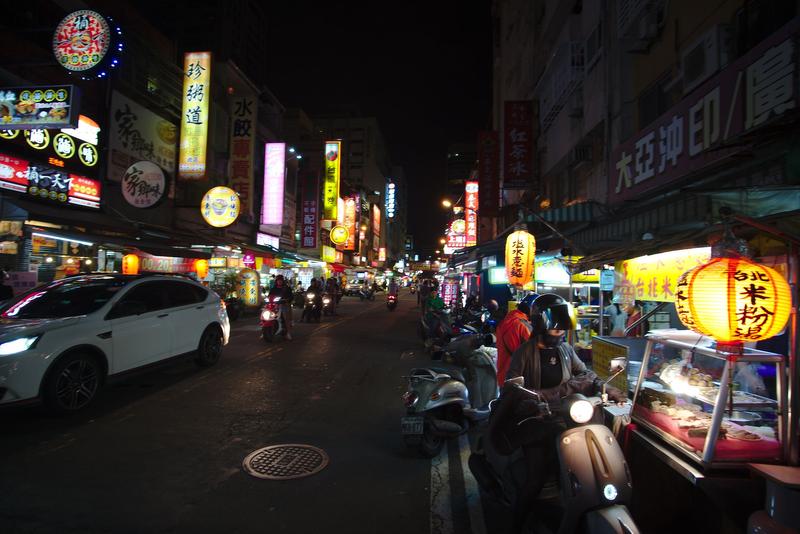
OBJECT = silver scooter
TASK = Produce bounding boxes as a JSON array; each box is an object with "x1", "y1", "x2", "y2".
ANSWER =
[{"x1": 401, "y1": 333, "x2": 498, "y2": 457}]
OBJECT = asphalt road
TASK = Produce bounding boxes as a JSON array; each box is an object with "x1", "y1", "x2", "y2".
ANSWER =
[{"x1": 0, "y1": 291, "x2": 503, "y2": 534}]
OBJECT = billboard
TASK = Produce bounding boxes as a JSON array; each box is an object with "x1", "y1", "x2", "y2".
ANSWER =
[
  {"x1": 465, "y1": 181, "x2": 478, "y2": 246},
  {"x1": 323, "y1": 141, "x2": 341, "y2": 220},
  {"x1": 0, "y1": 151, "x2": 101, "y2": 209},
  {"x1": 372, "y1": 204, "x2": 381, "y2": 236},
  {"x1": 301, "y1": 173, "x2": 318, "y2": 249},
  {"x1": 229, "y1": 95, "x2": 257, "y2": 216},
  {"x1": 344, "y1": 195, "x2": 358, "y2": 251},
  {"x1": 261, "y1": 142, "x2": 285, "y2": 225},
  {"x1": 178, "y1": 51, "x2": 211, "y2": 180},
  {"x1": 0, "y1": 86, "x2": 79, "y2": 129},
  {"x1": 503, "y1": 101, "x2": 533, "y2": 189},
  {"x1": 386, "y1": 182, "x2": 396, "y2": 218}
]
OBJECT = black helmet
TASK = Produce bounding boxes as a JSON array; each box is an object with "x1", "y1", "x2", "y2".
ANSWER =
[
  {"x1": 516, "y1": 292, "x2": 539, "y2": 316},
  {"x1": 530, "y1": 293, "x2": 574, "y2": 335}
]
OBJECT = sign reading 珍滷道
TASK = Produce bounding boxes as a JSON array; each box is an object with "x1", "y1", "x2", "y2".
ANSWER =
[{"x1": 610, "y1": 19, "x2": 799, "y2": 204}]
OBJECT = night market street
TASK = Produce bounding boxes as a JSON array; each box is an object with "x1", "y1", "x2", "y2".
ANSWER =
[{"x1": 0, "y1": 291, "x2": 497, "y2": 534}]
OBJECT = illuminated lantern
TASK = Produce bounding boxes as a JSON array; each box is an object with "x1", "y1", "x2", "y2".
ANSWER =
[
  {"x1": 505, "y1": 229, "x2": 536, "y2": 287},
  {"x1": 675, "y1": 257, "x2": 791, "y2": 344},
  {"x1": 122, "y1": 254, "x2": 139, "y2": 275},
  {"x1": 195, "y1": 259, "x2": 209, "y2": 279},
  {"x1": 236, "y1": 268, "x2": 260, "y2": 307}
]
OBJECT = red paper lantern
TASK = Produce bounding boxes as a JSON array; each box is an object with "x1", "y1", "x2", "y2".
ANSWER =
[
  {"x1": 122, "y1": 254, "x2": 139, "y2": 275},
  {"x1": 194, "y1": 259, "x2": 209, "y2": 279}
]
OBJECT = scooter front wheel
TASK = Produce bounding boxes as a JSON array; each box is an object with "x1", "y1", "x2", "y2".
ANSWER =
[
  {"x1": 416, "y1": 428, "x2": 444, "y2": 458},
  {"x1": 262, "y1": 326, "x2": 274, "y2": 343}
]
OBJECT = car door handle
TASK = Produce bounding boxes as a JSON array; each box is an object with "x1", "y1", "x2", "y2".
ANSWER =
[
  {"x1": 157, "y1": 313, "x2": 169, "y2": 318},
  {"x1": 97, "y1": 331, "x2": 112, "y2": 340},
  {"x1": 196, "y1": 305, "x2": 204, "y2": 309}
]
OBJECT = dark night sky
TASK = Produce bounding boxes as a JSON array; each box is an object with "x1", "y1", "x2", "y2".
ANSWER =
[{"x1": 135, "y1": 0, "x2": 493, "y2": 254}]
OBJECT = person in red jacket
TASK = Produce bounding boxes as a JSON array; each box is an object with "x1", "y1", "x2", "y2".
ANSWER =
[{"x1": 495, "y1": 294, "x2": 536, "y2": 388}]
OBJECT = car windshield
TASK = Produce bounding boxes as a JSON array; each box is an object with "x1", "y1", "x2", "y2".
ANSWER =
[{"x1": 0, "y1": 277, "x2": 128, "y2": 319}]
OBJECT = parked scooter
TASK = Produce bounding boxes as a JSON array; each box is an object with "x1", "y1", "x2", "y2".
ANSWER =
[
  {"x1": 468, "y1": 359, "x2": 639, "y2": 534},
  {"x1": 260, "y1": 296, "x2": 286, "y2": 342},
  {"x1": 418, "y1": 308, "x2": 479, "y2": 354},
  {"x1": 387, "y1": 293, "x2": 398, "y2": 311},
  {"x1": 301, "y1": 290, "x2": 322, "y2": 322},
  {"x1": 224, "y1": 296, "x2": 244, "y2": 321},
  {"x1": 401, "y1": 333, "x2": 497, "y2": 457}
]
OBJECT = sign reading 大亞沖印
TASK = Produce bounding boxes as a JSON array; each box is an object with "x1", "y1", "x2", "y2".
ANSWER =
[
  {"x1": 610, "y1": 20, "x2": 799, "y2": 204},
  {"x1": 109, "y1": 91, "x2": 176, "y2": 183}
]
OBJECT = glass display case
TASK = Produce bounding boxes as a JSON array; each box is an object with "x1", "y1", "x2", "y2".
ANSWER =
[{"x1": 631, "y1": 329, "x2": 786, "y2": 468}]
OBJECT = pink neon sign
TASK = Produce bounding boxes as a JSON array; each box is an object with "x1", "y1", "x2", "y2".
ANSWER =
[{"x1": 261, "y1": 142, "x2": 285, "y2": 225}]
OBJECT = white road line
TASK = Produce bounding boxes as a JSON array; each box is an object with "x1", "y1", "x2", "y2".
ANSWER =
[
  {"x1": 458, "y1": 432, "x2": 487, "y2": 534},
  {"x1": 430, "y1": 445, "x2": 454, "y2": 534}
]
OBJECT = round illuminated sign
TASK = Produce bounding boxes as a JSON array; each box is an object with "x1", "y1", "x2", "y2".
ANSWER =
[
  {"x1": 330, "y1": 225, "x2": 349, "y2": 245},
  {"x1": 53, "y1": 133, "x2": 75, "y2": 158},
  {"x1": 52, "y1": 10, "x2": 111, "y2": 72},
  {"x1": 122, "y1": 161, "x2": 166, "y2": 208},
  {"x1": 24, "y1": 129, "x2": 50, "y2": 150},
  {"x1": 450, "y1": 218, "x2": 466, "y2": 235},
  {"x1": 201, "y1": 186, "x2": 240, "y2": 228}
]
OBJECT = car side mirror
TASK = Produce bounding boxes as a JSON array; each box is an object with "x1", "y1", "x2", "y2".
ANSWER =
[{"x1": 110, "y1": 300, "x2": 147, "y2": 319}]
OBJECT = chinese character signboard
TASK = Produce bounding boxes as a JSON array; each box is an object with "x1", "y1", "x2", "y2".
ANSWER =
[
  {"x1": 344, "y1": 195, "x2": 358, "y2": 251},
  {"x1": 301, "y1": 173, "x2": 319, "y2": 249},
  {"x1": 1, "y1": 117, "x2": 98, "y2": 174},
  {"x1": 179, "y1": 52, "x2": 211, "y2": 180},
  {"x1": 261, "y1": 143, "x2": 285, "y2": 225},
  {"x1": 201, "y1": 186, "x2": 239, "y2": 228},
  {"x1": 323, "y1": 141, "x2": 341, "y2": 220},
  {"x1": 109, "y1": 91, "x2": 176, "y2": 183},
  {"x1": 256, "y1": 232, "x2": 280, "y2": 249},
  {"x1": 379, "y1": 247, "x2": 386, "y2": 262},
  {"x1": 503, "y1": 101, "x2": 533, "y2": 189},
  {"x1": 321, "y1": 245, "x2": 336, "y2": 263},
  {"x1": 372, "y1": 204, "x2": 381, "y2": 238},
  {"x1": 465, "y1": 181, "x2": 479, "y2": 246},
  {"x1": 229, "y1": 96, "x2": 257, "y2": 216},
  {"x1": 0, "y1": 86, "x2": 79, "y2": 130},
  {"x1": 614, "y1": 247, "x2": 711, "y2": 304},
  {"x1": 0, "y1": 151, "x2": 101, "y2": 209},
  {"x1": 52, "y1": 10, "x2": 110, "y2": 72},
  {"x1": 477, "y1": 131, "x2": 499, "y2": 216},
  {"x1": 121, "y1": 161, "x2": 165, "y2": 208},
  {"x1": 385, "y1": 182, "x2": 396, "y2": 218},
  {"x1": 610, "y1": 20, "x2": 799, "y2": 204},
  {"x1": 442, "y1": 280, "x2": 459, "y2": 308}
]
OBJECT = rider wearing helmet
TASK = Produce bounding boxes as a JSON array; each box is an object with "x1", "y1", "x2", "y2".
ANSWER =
[
  {"x1": 506, "y1": 293, "x2": 625, "y2": 403},
  {"x1": 494, "y1": 293, "x2": 537, "y2": 388}
]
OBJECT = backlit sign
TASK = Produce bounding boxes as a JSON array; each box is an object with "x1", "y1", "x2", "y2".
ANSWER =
[
  {"x1": 201, "y1": 186, "x2": 239, "y2": 227},
  {"x1": 323, "y1": 141, "x2": 341, "y2": 220},
  {"x1": 261, "y1": 142, "x2": 285, "y2": 225},
  {"x1": 178, "y1": 52, "x2": 211, "y2": 180},
  {"x1": 0, "y1": 151, "x2": 101, "y2": 209},
  {"x1": 0, "y1": 86, "x2": 79, "y2": 129},
  {"x1": 386, "y1": 182, "x2": 396, "y2": 218},
  {"x1": 52, "y1": 11, "x2": 110, "y2": 72},
  {"x1": 465, "y1": 181, "x2": 478, "y2": 246}
]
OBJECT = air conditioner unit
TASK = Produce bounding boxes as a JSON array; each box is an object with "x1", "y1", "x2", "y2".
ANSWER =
[
  {"x1": 568, "y1": 145, "x2": 592, "y2": 168},
  {"x1": 681, "y1": 25, "x2": 732, "y2": 94}
]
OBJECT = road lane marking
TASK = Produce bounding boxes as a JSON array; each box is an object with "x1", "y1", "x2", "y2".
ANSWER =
[{"x1": 458, "y1": 432, "x2": 487, "y2": 534}]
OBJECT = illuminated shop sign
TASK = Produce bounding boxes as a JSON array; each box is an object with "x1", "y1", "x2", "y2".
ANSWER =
[
  {"x1": 385, "y1": 182, "x2": 396, "y2": 218},
  {"x1": 121, "y1": 161, "x2": 165, "y2": 208},
  {"x1": 256, "y1": 232, "x2": 280, "y2": 249},
  {"x1": 261, "y1": 142, "x2": 285, "y2": 225},
  {"x1": 52, "y1": 11, "x2": 110, "y2": 72},
  {"x1": 465, "y1": 181, "x2": 478, "y2": 246},
  {"x1": 344, "y1": 195, "x2": 357, "y2": 251},
  {"x1": 0, "y1": 114, "x2": 99, "y2": 173},
  {"x1": 323, "y1": 141, "x2": 341, "y2": 220},
  {"x1": 178, "y1": 52, "x2": 211, "y2": 180},
  {"x1": 0, "y1": 86, "x2": 79, "y2": 129},
  {"x1": 229, "y1": 96, "x2": 257, "y2": 216},
  {"x1": 0, "y1": 151, "x2": 101, "y2": 209},
  {"x1": 201, "y1": 186, "x2": 239, "y2": 227}
]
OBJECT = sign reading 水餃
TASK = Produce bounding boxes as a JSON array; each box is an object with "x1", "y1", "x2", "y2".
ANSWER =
[{"x1": 229, "y1": 96, "x2": 256, "y2": 216}]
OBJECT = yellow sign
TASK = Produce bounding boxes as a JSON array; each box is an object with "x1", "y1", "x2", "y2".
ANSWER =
[
  {"x1": 201, "y1": 186, "x2": 240, "y2": 227},
  {"x1": 592, "y1": 337, "x2": 628, "y2": 395},
  {"x1": 571, "y1": 269, "x2": 599, "y2": 283},
  {"x1": 615, "y1": 247, "x2": 710, "y2": 303},
  {"x1": 323, "y1": 141, "x2": 341, "y2": 220},
  {"x1": 236, "y1": 268, "x2": 260, "y2": 307},
  {"x1": 330, "y1": 225, "x2": 349, "y2": 245},
  {"x1": 321, "y1": 245, "x2": 336, "y2": 263},
  {"x1": 178, "y1": 51, "x2": 211, "y2": 180}
]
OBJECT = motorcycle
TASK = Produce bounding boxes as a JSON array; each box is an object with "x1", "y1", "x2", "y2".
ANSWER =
[
  {"x1": 224, "y1": 296, "x2": 244, "y2": 321},
  {"x1": 401, "y1": 333, "x2": 497, "y2": 457},
  {"x1": 260, "y1": 296, "x2": 287, "y2": 342},
  {"x1": 410, "y1": 285, "x2": 417, "y2": 294},
  {"x1": 322, "y1": 292, "x2": 335, "y2": 316},
  {"x1": 358, "y1": 288, "x2": 375, "y2": 301},
  {"x1": 387, "y1": 293, "x2": 398, "y2": 311},
  {"x1": 418, "y1": 308, "x2": 480, "y2": 354},
  {"x1": 302, "y1": 290, "x2": 322, "y2": 322},
  {"x1": 292, "y1": 290, "x2": 306, "y2": 309},
  {"x1": 468, "y1": 359, "x2": 639, "y2": 534}
]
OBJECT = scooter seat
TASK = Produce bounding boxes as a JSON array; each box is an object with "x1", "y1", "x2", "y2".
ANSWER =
[{"x1": 428, "y1": 365, "x2": 466, "y2": 383}]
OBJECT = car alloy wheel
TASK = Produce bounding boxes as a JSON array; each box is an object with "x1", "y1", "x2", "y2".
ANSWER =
[
  {"x1": 196, "y1": 327, "x2": 223, "y2": 366},
  {"x1": 54, "y1": 357, "x2": 99, "y2": 411}
]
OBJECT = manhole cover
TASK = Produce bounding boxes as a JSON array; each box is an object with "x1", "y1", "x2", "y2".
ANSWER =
[{"x1": 243, "y1": 444, "x2": 329, "y2": 480}]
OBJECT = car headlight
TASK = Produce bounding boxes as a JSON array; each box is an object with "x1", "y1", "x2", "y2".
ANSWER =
[
  {"x1": 0, "y1": 335, "x2": 40, "y2": 356},
  {"x1": 568, "y1": 398, "x2": 594, "y2": 424}
]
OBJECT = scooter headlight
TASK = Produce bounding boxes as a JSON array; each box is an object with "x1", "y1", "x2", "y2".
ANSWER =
[
  {"x1": 323, "y1": 298, "x2": 331, "y2": 304},
  {"x1": 603, "y1": 484, "x2": 618, "y2": 501},
  {"x1": 306, "y1": 293, "x2": 315, "y2": 299},
  {"x1": 261, "y1": 310, "x2": 275, "y2": 321},
  {"x1": 568, "y1": 398, "x2": 594, "y2": 424}
]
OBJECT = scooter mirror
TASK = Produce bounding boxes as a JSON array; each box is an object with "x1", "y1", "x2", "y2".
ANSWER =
[{"x1": 504, "y1": 376, "x2": 525, "y2": 387}]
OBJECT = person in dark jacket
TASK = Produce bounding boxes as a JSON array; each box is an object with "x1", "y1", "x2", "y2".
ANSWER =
[{"x1": 267, "y1": 275, "x2": 293, "y2": 340}]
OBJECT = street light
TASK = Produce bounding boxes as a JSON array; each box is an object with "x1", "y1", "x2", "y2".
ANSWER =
[
  {"x1": 439, "y1": 237, "x2": 446, "y2": 244},
  {"x1": 441, "y1": 199, "x2": 452, "y2": 208}
]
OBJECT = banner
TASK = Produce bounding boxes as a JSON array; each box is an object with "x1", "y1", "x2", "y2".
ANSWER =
[
  {"x1": 503, "y1": 101, "x2": 533, "y2": 189},
  {"x1": 301, "y1": 172, "x2": 319, "y2": 249},
  {"x1": 109, "y1": 91, "x2": 176, "y2": 183},
  {"x1": 344, "y1": 195, "x2": 358, "y2": 251},
  {"x1": 614, "y1": 247, "x2": 711, "y2": 303},
  {"x1": 229, "y1": 95, "x2": 257, "y2": 216},
  {"x1": 477, "y1": 131, "x2": 499, "y2": 216},
  {"x1": 178, "y1": 51, "x2": 211, "y2": 180},
  {"x1": 261, "y1": 142, "x2": 285, "y2": 225},
  {"x1": 323, "y1": 140, "x2": 341, "y2": 220},
  {"x1": 465, "y1": 181, "x2": 478, "y2": 246}
]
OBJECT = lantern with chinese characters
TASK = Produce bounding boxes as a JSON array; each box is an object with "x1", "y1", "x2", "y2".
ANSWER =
[
  {"x1": 675, "y1": 257, "x2": 791, "y2": 344},
  {"x1": 122, "y1": 254, "x2": 139, "y2": 275},
  {"x1": 194, "y1": 259, "x2": 209, "y2": 279},
  {"x1": 505, "y1": 229, "x2": 536, "y2": 287}
]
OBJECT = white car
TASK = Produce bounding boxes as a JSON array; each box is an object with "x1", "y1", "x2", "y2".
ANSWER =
[{"x1": 0, "y1": 274, "x2": 230, "y2": 413}]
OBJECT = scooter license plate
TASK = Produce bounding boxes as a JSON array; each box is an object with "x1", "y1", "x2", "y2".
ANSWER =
[{"x1": 401, "y1": 416, "x2": 424, "y2": 435}]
